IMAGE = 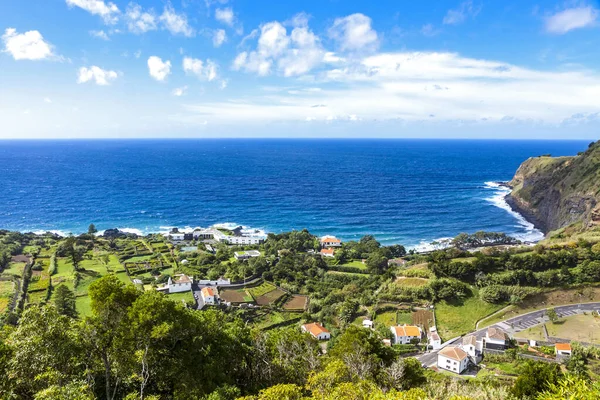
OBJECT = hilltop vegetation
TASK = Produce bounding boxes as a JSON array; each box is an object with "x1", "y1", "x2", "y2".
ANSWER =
[{"x1": 508, "y1": 140, "x2": 600, "y2": 235}]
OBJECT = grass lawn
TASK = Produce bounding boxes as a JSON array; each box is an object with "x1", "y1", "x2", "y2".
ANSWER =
[
  {"x1": 248, "y1": 281, "x2": 277, "y2": 297},
  {"x1": 55, "y1": 258, "x2": 74, "y2": 278},
  {"x1": 395, "y1": 277, "x2": 429, "y2": 287},
  {"x1": 397, "y1": 311, "x2": 413, "y2": 325},
  {"x1": 514, "y1": 324, "x2": 547, "y2": 341},
  {"x1": 483, "y1": 359, "x2": 521, "y2": 376},
  {"x1": 76, "y1": 295, "x2": 92, "y2": 317},
  {"x1": 255, "y1": 311, "x2": 302, "y2": 329},
  {"x1": 326, "y1": 271, "x2": 370, "y2": 278},
  {"x1": 2, "y1": 262, "x2": 26, "y2": 277},
  {"x1": 435, "y1": 288, "x2": 505, "y2": 340},
  {"x1": 340, "y1": 260, "x2": 368, "y2": 270},
  {"x1": 115, "y1": 271, "x2": 132, "y2": 285},
  {"x1": 480, "y1": 286, "x2": 600, "y2": 328},
  {"x1": 0, "y1": 281, "x2": 15, "y2": 297},
  {"x1": 545, "y1": 314, "x2": 600, "y2": 344},
  {"x1": 375, "y1": 311, "x2": 398, "y2": 327},
  {"x1": 167, "y1": 291, "x2": 195, "y2": 305}
]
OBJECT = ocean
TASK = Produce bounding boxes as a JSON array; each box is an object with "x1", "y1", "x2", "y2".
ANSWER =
[{"x1": 0, "y1": 139, "x2": 589, "y2": 248}]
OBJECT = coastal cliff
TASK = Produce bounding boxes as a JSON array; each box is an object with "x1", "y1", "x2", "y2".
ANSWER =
[{"x1": 507, "y1": 141, "x2": 600, "y2": 234}]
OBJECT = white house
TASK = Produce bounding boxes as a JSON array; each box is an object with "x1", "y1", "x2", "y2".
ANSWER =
[
  {"x1": 302, "y1": 323, "x2": 331, "y2": 340},
  {"x1": 437, "y1": 346, "x2": 469, "y2": 374},
  {"x1": 391, "y1": 325, "x2": 422, "y2": 345},
  {"x1": 362, "y1": 319, "x2": 374, "y2": 329},
  {"x1": 555, "y1": 343, "x2": 572, "y2": 357},
  {"x1": 169, "y1": 232, "x2": 185, "y2": 242},
  {"x1": 201, "y1": 287, "x2": 217, "y2": 305},
  {"x1": 320, "y1": 236, "x2": 342, "y2": 248},
  {"x1": 168, "y1": 274, "x2": 192, "y2": 293},
  {"x1": 428, "y1": 331, "x2": 442, "y2": 350},
  {"x1": 462, "y1": 335, "x2": 483, "y2": 364},
  {"x1": 320, "y1": 248, "x2": 335, "y2": 258},
  {"x1": 227, "y1": 235, "x2": 266, "y2": 245},
  {"x1": 234, "y1": 250, "x2": 261, "y2": 261},
  {"x1": 196, "y1": 278, "x2": 231, "y2": 286},
  {"x1": 485, "y1": 327, "x2": 508, "y2": 350}
]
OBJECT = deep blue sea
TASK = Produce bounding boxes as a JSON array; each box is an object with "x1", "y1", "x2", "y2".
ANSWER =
[{"x1": 0, "y1": 139, "x2": 590, "y2": 248}]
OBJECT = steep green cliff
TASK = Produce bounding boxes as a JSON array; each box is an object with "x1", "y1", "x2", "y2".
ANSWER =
[{"x1": 507, "y1": 141, "x2": 600, "y2": 234}]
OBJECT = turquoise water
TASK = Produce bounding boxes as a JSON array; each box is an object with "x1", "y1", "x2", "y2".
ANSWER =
[{"x1": 0, "y1": 139, "x2": 589, "y2": 247}]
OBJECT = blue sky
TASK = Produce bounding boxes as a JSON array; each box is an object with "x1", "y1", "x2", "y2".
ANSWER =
[{"x1": 1, "y1": 0, "x2": 599, "y2": 139}]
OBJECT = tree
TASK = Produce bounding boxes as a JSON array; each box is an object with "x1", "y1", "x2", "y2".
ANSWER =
[
  {"x1": 538, "y1": 375, "x2": 600, "y2": 400},
  {"x1": 54, "y1": 285, "x2": 77, "y2": 318},
  {"x1": 88, "y1": 224, "x2": 98, "y2": 235},
  {"x1": 366, "y1": 252, "x2": 388, "y2": 275},
  {"x1": 547, "y1": 308, "x2": 559, "y2": 323},
  {"x1": 511, "y1": 360, "x2": 561, "y2": 398}
]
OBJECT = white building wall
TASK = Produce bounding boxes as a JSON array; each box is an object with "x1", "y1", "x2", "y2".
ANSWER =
[
  {"x1": 169, "y1": 282, "x2": 191, "y2": 293},
  {"x1": 437, "y1": 354, "x2": 467, "y2": 374}
]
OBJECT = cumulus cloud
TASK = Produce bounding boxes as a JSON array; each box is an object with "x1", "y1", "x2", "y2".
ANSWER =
[
  {"x1": 172, "y1": 86, "x2": 188, "y2": 96},
  {"x1": 160, "y1": 4, "x2": 195, "y2": 37},
  {"x1": 188, "y1": 51, "x2": 600, "y2": 126},
  {"x1": 213, "y1": 29, "x2": 227, "y2": 47},
  {"x1": 77, "y1": 66, "x2": 118, "y2": 85},
  {"x1": 65, "y1": 0, "x2": 120, "y2": 24},
  {"x1": 183, "y1": 57, "x2": 218, "y2": 81},
  {"x1": 2, "y1": 28, "x2": 56, "y2": 61},
  {"x1": 328, "y1": 13, "x2": 378, "y2": 51},
  {"x1": 545, "y1": 6, "x2": 598, "y2": 34},
  {"x1": 89, "y1": 30, "x2": 110, "y2": 40},
  {"x1": 126, "y1": 3, "x2": 158, "y2": 34},
  {"x1": 233, "y1": 16, "x2": 324, "y2": 77},
  {"x1": 443, "y1": 1, "x2": 480, "y2": 25},
  {"x1": 148, "y1": 56, "x2": 171, "y2": 81},
  {"x1": 215, "y1": 7, "x2": 234, "y2": 26}
]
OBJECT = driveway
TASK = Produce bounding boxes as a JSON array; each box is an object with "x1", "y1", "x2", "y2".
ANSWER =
[{"x1": 417, "y1": 302, "x2": 600, "y2": 367}]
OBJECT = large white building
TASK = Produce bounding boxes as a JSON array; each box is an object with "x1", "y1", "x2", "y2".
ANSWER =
[
  {"x1": 437, "y1": 346, "x2": 469, "y2": 374},
  {"x1": 201, "y1": 287, "x2": 217, "y2": 305},
  {"x1": 485, "y1": 327, "x2": 509, "y2": 350},
  {"x1": 320, "y1": 236, "x2": 342, "y2": 248},
  {"x1": 167, "y1": 274, "x2": 192, "y2": 293},
  {"x1": 234, "y1": 250, "x2": 261, "y2": 261},
  {"x1": 192, "y1": 228, "x2": 266, "y2": 245},
  {"x1": 390, "y1": 325, "x2": 422, "y2": 345}
]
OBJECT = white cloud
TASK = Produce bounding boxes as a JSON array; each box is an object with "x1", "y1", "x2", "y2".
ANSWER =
[
  {"x1": 187, "y1": 51, "x2": 600, "y2": 127},
  {"x1": 65, "y1": 0, "x2": 120, "y2": 24},
  {"x1": 148, "y1": 56, "x2": 171, "y2": 81},
  {"x1": 328, "y1": 13, "x2": 378, "y2": 51},
  {"x1": 126, "y1": 3, "x2": 157, "y2": 34},
  {"x1": 215, "y1": 7, "x2": 234, "y2": 26},
  {"x1": 160, "y1": 4, "x2": 195, "y2": 37},
  {"x1": 545, "y1": 6, "x2": 598, "y2": 34},
  {"x1": 172, "y1": 86, "x2": 188, "y2": 96},
  {"x1": 44, "y1": 97, "x2": 52, "y2": 103},
  {"x1": 134, "y1": 50, "x2": 142, "y2": 59},
  {"x1": 220, "y1": 79, "x2": 228, "y2": 89},
  {"x1": 2, "y1": 28, "x2": 56, "y2": 61},
  {"x1": 233, "y1": 17, "x2": 324, "y2": 77},
  {"x1": 90, "y1": 30, "x2": 110, "y2": 40},
  {"x1": 183, "y1": 57, "x2": 218, "y2": 81},
  {"x1": 421, "y1": 24, "x2": 439, "y2": 37},
  {"x1": 213, "y1": 29, "x2": 227, "y2": 47},
  {"x1": 77, "y1": 66, "x2": 118, "y2": 85},
  {"x1": 443, "y1": 1, "x2": 480, "y2": 25}
]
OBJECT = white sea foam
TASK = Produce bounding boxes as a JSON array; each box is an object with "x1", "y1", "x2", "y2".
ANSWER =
[
  {"x1": 483, "y1": 181, "x2": 544, "y2": 243},
  {"x1": 31, "y1": 229, "x2": 68, "y2": 237},
  {"x1": 117, "y1": 227, "x2": 145, "y2": 236},
  {"x1": 409, "y1": 237, "x2": 453, "y2": 253}
]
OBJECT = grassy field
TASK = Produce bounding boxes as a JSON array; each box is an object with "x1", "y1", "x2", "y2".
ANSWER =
[
  {"x1": 514, "y1": 324, "x2": 546, "y2": 341},
  {"x1": 255, "y1": 311, "x2": 302, "y2": 329},
  {"x1": 480, "y1": 286, "x2": 600, "y2": 328},
  {"x1": 248, "y1": 282, "x2": 277, "y2": 297},
  {"x1": 76, "y1": 295, "x2": 92, "y2": 317},
  {"x1": 340, "y1": 260, "x2": 368, "y2": 270},
  {"x1": 326, "y1": 270, "x2": 370, "y2": 277},
  {"x1": 375, "y1": 311, "x2": 398, "y2": 327},
  {"x1": 395, "y1": 277, "x2": 429, "y2": 287},
  {"x1": 0, "y1": 281, "x2": 15, "y2": 313},
  {"x1": 2, "y1": 262, "x2": 26, "y2": 277},
  {"x1": 167, "y1": 291, "x2": 195, "y2": 305},
  {"x1": 545, "y1": 314, "x2": 600, "y2": 344},
  {"x1": 435, "y1": 289, "x2": 505, "y2": 340}
]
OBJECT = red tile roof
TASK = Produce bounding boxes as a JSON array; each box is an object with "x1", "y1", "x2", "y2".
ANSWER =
[
  {"x1": 303, "y1": 323, "x2": 330, "y2": 337},
  {"x1": 439, "y1": 346, "x2": 468, "y2": 361},
  {"x1": 393, "y1": 325, "x2": 421, "y2": 337},
  {"x1": 555, "y1": 343, "x2": 571, "y2": 351}
]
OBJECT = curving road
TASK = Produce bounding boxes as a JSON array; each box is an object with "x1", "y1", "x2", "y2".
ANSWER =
[{"x1": 418, "y1": 302, "x2": 600, "y2": 366}]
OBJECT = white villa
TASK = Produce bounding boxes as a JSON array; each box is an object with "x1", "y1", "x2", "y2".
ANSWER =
[
  {"x1": 555, "y1": 343, "x2": 572, "y2": 357},
  {"x1": 320, "y1": 248, "x2": 335, "y2": 258},
  {"x1": 192, "y1": 228, "x2": 266, "y2": 245},
  {"x1": 302, "y1": 323, "x2": 331, "y2": 340},
  {"x1": 437, "y1": 346, "x2": 469, "y2": 374},
  {"x1": 428, "y1": 331, "x2": 442, "y2": 350},
  {"x1": 320, "y1": 236, "x2": 342, "y2": 248},
  {"x1": 484, "y1": 327, "x2": 509, "y2": 350},
  {"x1": 201, "y1": 287, "x2": 217, "y2": 305},
  {"x1": 390, "y1": 325, "x2": 422, "y2": 345},
  {"x1": 169, "y1": 232, "x2": 185, "y2": 242},
  {"x1": 166, "y1": 274, "x2": 192, "y2": 293},
  {"x1": 234, "y1": 250, "x2": 261, "y2": 261}
]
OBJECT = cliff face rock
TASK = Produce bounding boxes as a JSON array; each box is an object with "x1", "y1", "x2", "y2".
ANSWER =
[{"x1": 507, "y1": 141, "x2": 600, "y2": 233}]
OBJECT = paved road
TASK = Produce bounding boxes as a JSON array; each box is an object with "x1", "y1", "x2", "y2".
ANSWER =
[{"x1": 417, "y1": 302, "x2": 600, "y2": 367}]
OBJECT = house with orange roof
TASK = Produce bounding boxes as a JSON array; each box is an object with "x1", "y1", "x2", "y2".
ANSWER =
[
  {"x1": 302, "y1": 322, "x2": 331, "y2": 340},
  {"x1": 320, "y1": 248, "x2": 335, "y2": 258},
  {"x1": 437, "y1": 346, "x2": 469, "y2": 374},
  {"x1": 555, "y1": 343, "x2": 572, "y2": 357},
  {"x1": 201, "y1": 287, "x2": 217, "y2": 305},
  {"x1": 390, "y1": 325, "x2": 422, "y2": 345},
  {"x1": 320, "y1": 236, "x2": 342, "y2": 248}
]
